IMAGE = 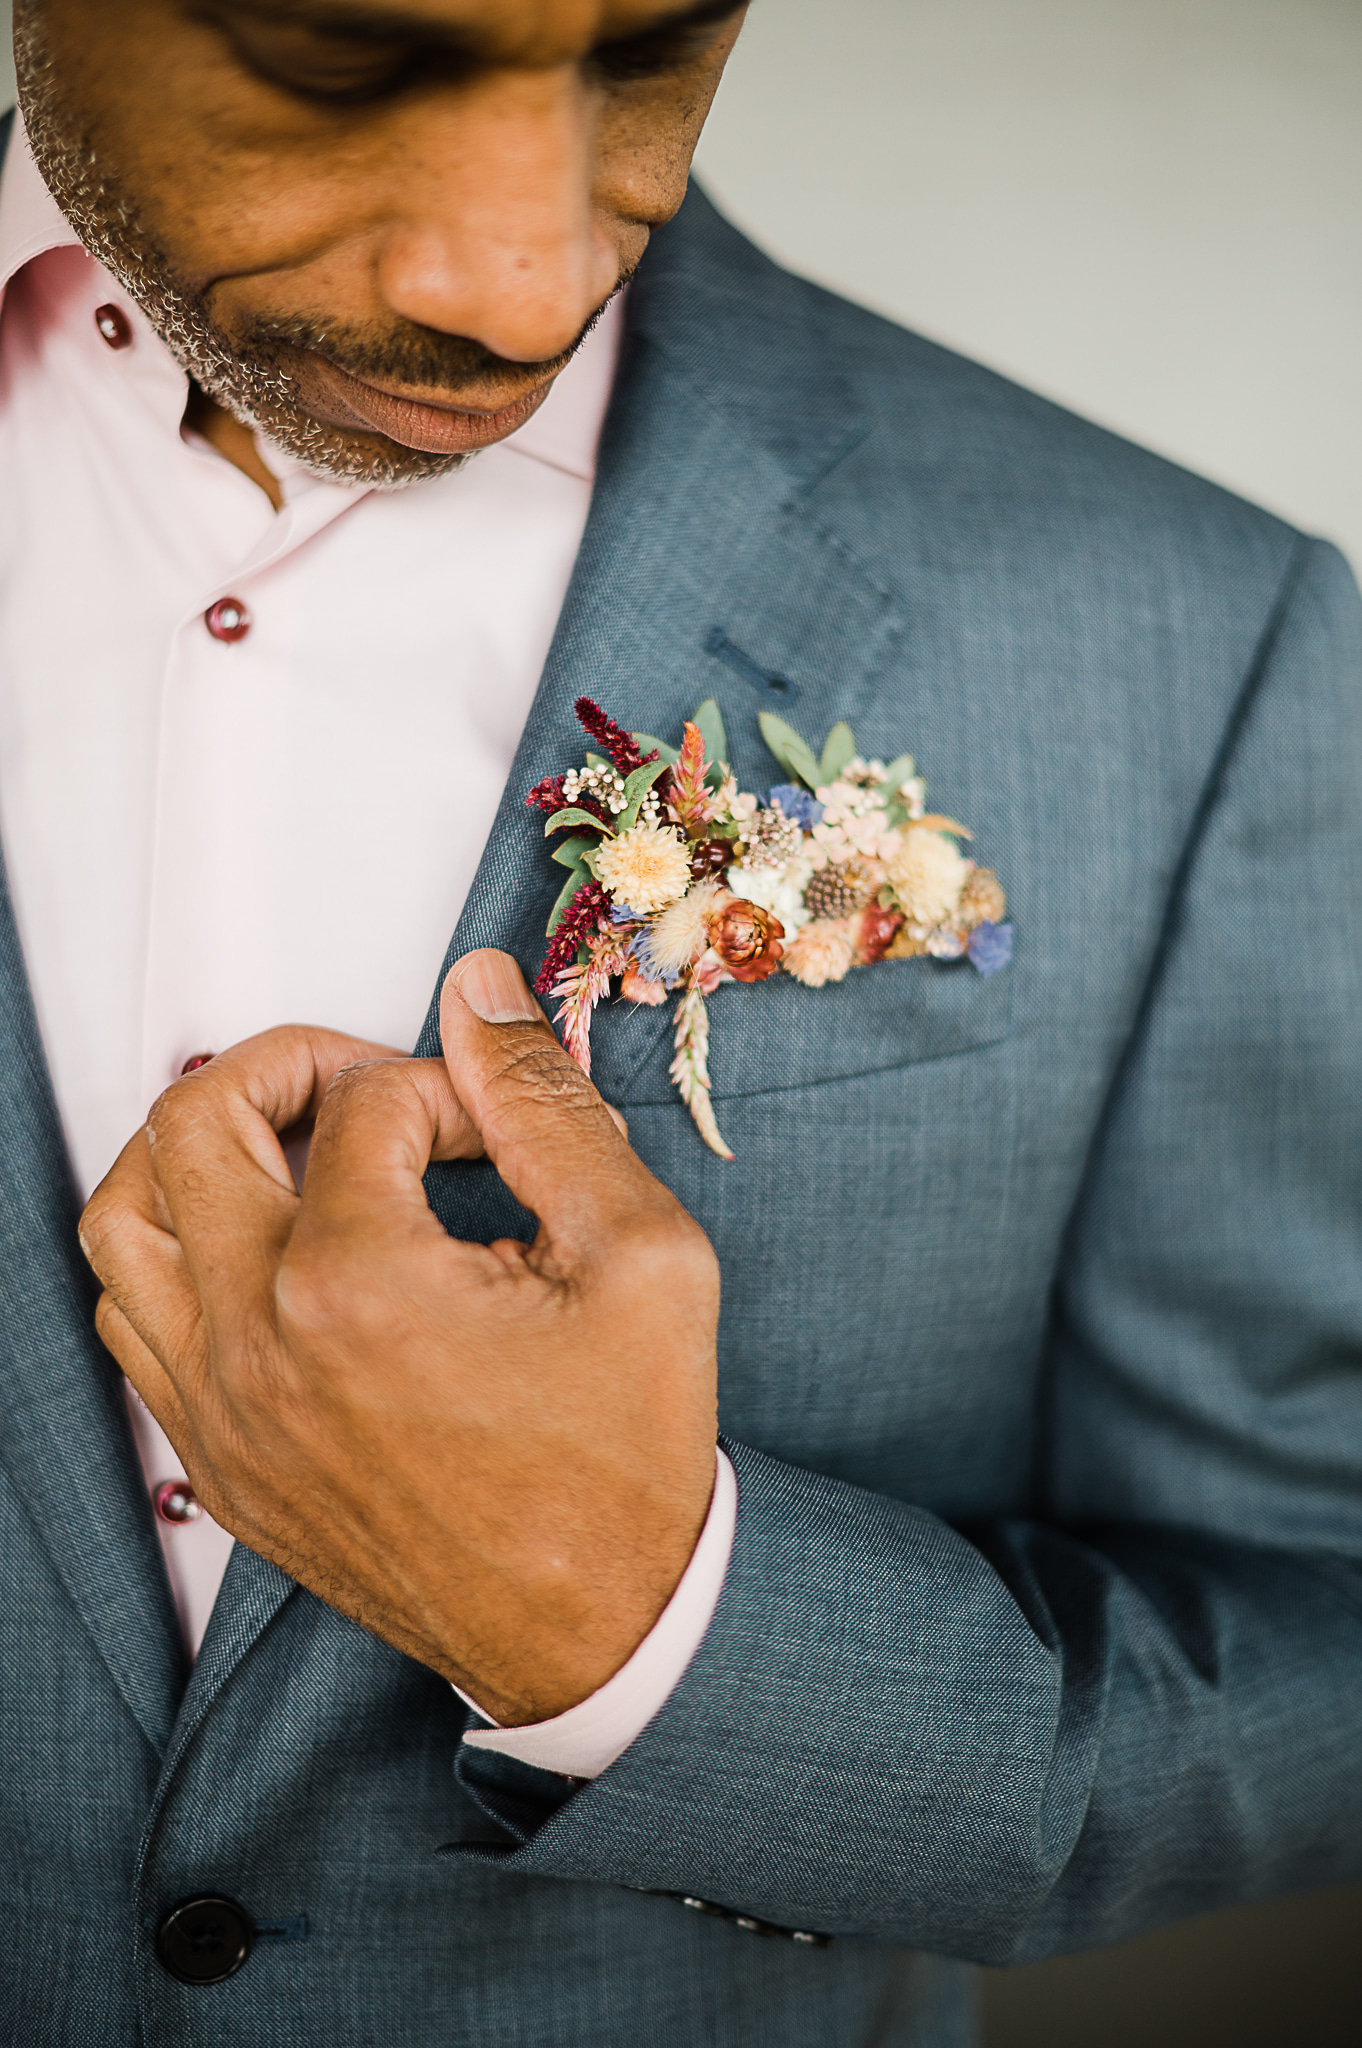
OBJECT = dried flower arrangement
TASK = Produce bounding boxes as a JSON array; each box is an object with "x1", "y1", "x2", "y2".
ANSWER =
[{"x1": 527, "y1": 697, "x2": 1012, "y2": 1158}]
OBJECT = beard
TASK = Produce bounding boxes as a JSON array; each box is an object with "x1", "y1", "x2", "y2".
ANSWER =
[{"x1": 12, "y1": 3, "x2": 614, "y2": 489}]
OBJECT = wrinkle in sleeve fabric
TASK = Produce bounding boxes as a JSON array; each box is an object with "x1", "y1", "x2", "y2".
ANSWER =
[{"x1": 453, "y1": 537, "x2": 1362, "y2": 1961}]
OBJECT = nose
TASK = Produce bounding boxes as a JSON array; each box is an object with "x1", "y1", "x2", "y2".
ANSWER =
[{"x1": 373, "y1": 67, "x2": 619, "y2": 367}]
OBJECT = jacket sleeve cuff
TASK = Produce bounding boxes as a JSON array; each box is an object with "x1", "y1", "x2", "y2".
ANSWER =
[{"x1": 454, "y1": 1446, "x2": 736, "y2": 1779}]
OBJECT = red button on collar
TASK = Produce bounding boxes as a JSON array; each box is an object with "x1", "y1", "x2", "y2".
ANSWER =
[
  {"x1": 154, "y1": 1480, "x2": 203, "y2": 1526},
  {"x1": 94, "y1": 303, "x2": 133, "y2": 350},
  {"x1": 205, "y1": 597, "x2": 251, "y2": 643}
]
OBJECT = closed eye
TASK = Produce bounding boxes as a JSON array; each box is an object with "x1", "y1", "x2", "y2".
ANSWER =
[
  {"x1": 592, "y1": 1, "x2": 747, "y2": 84},
  {"x1": 194, "y1": 0, "x2": 745, "y2": 109}
]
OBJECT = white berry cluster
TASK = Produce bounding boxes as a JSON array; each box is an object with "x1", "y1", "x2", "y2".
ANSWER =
[
  {"x1": 740, "y1": 804, "x2": 805, "y2": 870},
  {"x1": 562, "y1": 763, "x2": 628, "y2": 814}
]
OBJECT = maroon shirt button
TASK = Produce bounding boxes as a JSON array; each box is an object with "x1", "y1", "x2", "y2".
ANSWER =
[
  {"x1": 154, "y1": 1480, "x2": 203, "y2": 1526},
  {"x1": 205, "y1": 597, "x2": 251, "y2": 643},
  {"x1": 94, "y1": 303, "x2": 133, "y2": 350},
  {"x1": 180, "y1": 1052, "x2": 216, "y2": 1076}
]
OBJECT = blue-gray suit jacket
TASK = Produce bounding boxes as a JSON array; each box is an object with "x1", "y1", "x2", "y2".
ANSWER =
[{"x1": 2, "y1": 164, "x2": 1361, "y2": 2047}]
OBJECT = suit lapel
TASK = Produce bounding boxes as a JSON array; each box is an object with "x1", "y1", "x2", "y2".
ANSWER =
[
  {"x1": 416, "y1": 186, "x2": 905, "y2": 1246},
  {"x1": 0, "y1": 864, "x2": 185, "y2": 1755}
]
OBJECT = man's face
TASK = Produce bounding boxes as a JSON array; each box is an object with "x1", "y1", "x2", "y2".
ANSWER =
[{"x1": 15, "y1": 0, "x2": 746, "y2": 483}]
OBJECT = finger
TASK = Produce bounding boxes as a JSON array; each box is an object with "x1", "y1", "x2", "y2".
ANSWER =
[
  {"x1": 438, "y1": 951, "x2": 677, "y2": 1254},
  {"x1": 94, "y1": 1289, "x2": 190, "y2": 1446},
  {"x1": 81, "y1": 1129, "x2": 208, "y2": 1371},
  {"x1": 144, "y1": 1025, "x2": 408, "y2": 1301},
  {"x1": 288, "y1": 1054, "x2": 488, "y2": 1262}
]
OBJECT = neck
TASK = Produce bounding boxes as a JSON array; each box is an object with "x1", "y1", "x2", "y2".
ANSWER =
[{"x1": 183, "y1": 382, "x2": 284, "y2": 512}]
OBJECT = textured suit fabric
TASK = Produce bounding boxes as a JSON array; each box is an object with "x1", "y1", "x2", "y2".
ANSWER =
[{"x1": 2, "y1": 140, "x2": 1361, "y2": 2042}]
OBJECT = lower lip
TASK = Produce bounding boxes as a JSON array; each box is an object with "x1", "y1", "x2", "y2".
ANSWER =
[{"x1": 311, "y1": 360, "x2": 552, "y2": 454}]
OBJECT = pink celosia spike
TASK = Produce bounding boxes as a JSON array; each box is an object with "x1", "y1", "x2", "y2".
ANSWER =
[{"x1": 667, "y1": 720, "x2": 715, "y2": 835}]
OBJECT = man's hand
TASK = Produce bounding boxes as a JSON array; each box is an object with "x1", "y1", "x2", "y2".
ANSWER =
[{"x1": 79, "y1": 951, "x2": 720, "y2": 1726}]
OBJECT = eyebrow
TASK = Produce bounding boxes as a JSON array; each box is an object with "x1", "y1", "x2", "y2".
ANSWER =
[{"x1": 212, "y1": 0, "x2": 746, "y2": 51}]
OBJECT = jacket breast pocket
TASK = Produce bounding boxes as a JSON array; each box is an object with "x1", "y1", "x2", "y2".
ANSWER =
[{"x1": 592, "y1": 955, "x2": 1015, "y2": 1107}]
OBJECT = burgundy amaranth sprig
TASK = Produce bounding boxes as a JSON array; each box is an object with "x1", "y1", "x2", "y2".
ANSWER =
[
  {"x1": 525, "y1": 773, "x2": 612, "y2": 829},
  {"x1": 534, "y1": 879, "x2": 611, "y2": 996},
  {"x1": 574, "y1": 696, "x2": 657, "y2": 777},
  {"x1": 525, "y1": 773, "x2": 568, "y2": 816}
]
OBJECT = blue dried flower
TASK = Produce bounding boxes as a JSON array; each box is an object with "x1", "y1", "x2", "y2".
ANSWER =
[
  {"x1": 967, "y1": 920, "x2": 1014, "y2": 977},
  {"x1": 610, "y1": 904, "x2": 648, "y2": 925},
  {"x1": 628, "y1": 927, "x2": 679, "y2": 987},
  {"x1": 768, "y1": 782, "x2": 825, "y2": 829}
]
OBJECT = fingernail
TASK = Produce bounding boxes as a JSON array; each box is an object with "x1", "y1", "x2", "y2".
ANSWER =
[{"x1": 453, "y1": 950, "x2": 543, "y2": 1025}]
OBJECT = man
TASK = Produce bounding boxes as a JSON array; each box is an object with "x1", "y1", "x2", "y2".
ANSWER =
[{"x1": 1, "y1": 1, "x2": 1359, "y2": 2042}]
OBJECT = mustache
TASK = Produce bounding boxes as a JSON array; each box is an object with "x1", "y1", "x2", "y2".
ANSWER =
[{"x1": 227, "y1": 274, "x2": 633, "y2": 396}]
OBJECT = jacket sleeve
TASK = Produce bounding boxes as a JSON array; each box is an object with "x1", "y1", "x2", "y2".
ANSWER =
[{"x1": 452, "y1": 536, "x2": 1362, "y2": 1962}]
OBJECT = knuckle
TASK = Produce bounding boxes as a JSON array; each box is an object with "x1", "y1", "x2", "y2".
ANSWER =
[
  {"x1": 316, "y1": 1057, "x2": 404, "y2": 1127},
  {"x1": 146, "y1": 1075, "x2": 198, "y2": 1134},
  {"x1": 273, "y1": 1244, "x2": 351, "y2": 1340},
  {"x1": 274, "y1": 1237, "x2": 389, "y2": 1352},
  {"x1": 498, "y1": 1037, "x2": 601, "y2": 1115},
  {"x1": 79, "y1": 1188, "x2": 135, "y2": 1278},
  {"x1": 616, "y1": 1207, "x2": 719, "y2": 1300}
]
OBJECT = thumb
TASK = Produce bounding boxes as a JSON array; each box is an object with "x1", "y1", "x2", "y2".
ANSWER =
[{"x1": 438, "y1": 950, "x2": 644, "y2": 1245}]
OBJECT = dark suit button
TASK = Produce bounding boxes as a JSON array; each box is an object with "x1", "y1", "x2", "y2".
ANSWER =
[{"x1": 155, "y1": 1896, "x2": 254, "y2": 1984}]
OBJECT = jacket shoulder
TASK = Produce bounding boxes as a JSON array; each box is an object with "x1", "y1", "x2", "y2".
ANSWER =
[{"x1": 654, "y1": 185, "x2": 1306, "y2": 599}]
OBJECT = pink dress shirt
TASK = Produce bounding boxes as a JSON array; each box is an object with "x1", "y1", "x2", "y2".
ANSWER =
[{"x1": 0, "y1": 117, "x2": 735, "y2": 1774}]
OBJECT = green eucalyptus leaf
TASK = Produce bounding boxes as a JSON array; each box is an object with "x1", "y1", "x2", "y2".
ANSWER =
[
  {"x1": 819, "y1": 722, "x2": 857, "y2": 782},
  {"x1": 633, "y1": 732, "x2": 680, "y2": 767},
  {"x1": 623, "y1": 757, "x2": 670, "y2": 803},
  {"x1": 544, "y1": 806, "x2": 609, "y2": 838},
  {"x1": 615, "y1": 756, "x2": 671, "y2": 834},
  {"x1": 550, "y1": 833, "x2": 599, "y2": 870},
  {"x1": 585, "y1": 752, "x2": 612, "y2": 770},
  {"x1": 692, "y1": 699, "x2": 729, "y2": 773},
  {"x1": 758, "y1": 711, "x2": 822, "y2": 790},
  {"x1": 879, "y1": 752, "x2": 918, "y2": 793},
  {"x1": 545, "y1": 860, "x2": 591, "y2": 937}
]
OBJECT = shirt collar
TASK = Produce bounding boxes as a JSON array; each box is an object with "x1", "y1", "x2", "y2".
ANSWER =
[
  {"x1": 0, "y1": 110, "x2": 620, "y2": 489},
  {"x1": 0, "y1": 112, "x2": 82, "y2": 299}
]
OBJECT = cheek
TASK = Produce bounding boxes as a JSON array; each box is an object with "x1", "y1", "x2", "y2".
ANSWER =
[{"x1": 592, "y1": 72, "x2": 728, "y2": 227}]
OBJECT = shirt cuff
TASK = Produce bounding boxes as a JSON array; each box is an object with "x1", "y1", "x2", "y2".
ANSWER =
[{"x1": 456, "y1": 1446, "x2": 737, "y2": 1780}]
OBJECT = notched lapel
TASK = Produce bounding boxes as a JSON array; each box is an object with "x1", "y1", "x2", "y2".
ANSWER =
[{"x1": 417, "y1": 193, "x2": 906, "y2": 1243}]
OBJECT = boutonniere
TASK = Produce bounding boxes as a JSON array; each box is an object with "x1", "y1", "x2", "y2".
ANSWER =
[{"x1": 527, "y1": 697, "x2": 1013, "y2": 1159}]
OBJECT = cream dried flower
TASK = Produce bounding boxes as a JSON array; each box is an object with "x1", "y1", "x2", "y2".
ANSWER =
[
  {"x1": 957, "y1": 864, "x2": 1007, "y2": 930},
  {"x1": 783, "y1": 917, "x2": 856, "y2": 988},
  {"x1": 713, "y1": 772, "x2": 759, "y2": 829},
  {"x1": 644, "y1": 879, "x2": 725, "y2": 980},
  {"x1": 886, "y1": 825, "x2": 969, "y2": 926},
  {"x1": 727, "y1": 851, "x2": 815, "y2": 937},
  {"x1": 595, "y1": 821, "x2": 692, "y2": 914}
]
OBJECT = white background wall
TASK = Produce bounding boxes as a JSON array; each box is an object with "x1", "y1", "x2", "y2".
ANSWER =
[
  {"x1": 4, "y1": 0, "x2": 1360, "y2": 569},
  {"x1": 693, "y1": 0, "x2": 1362, "y2": 571}
]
